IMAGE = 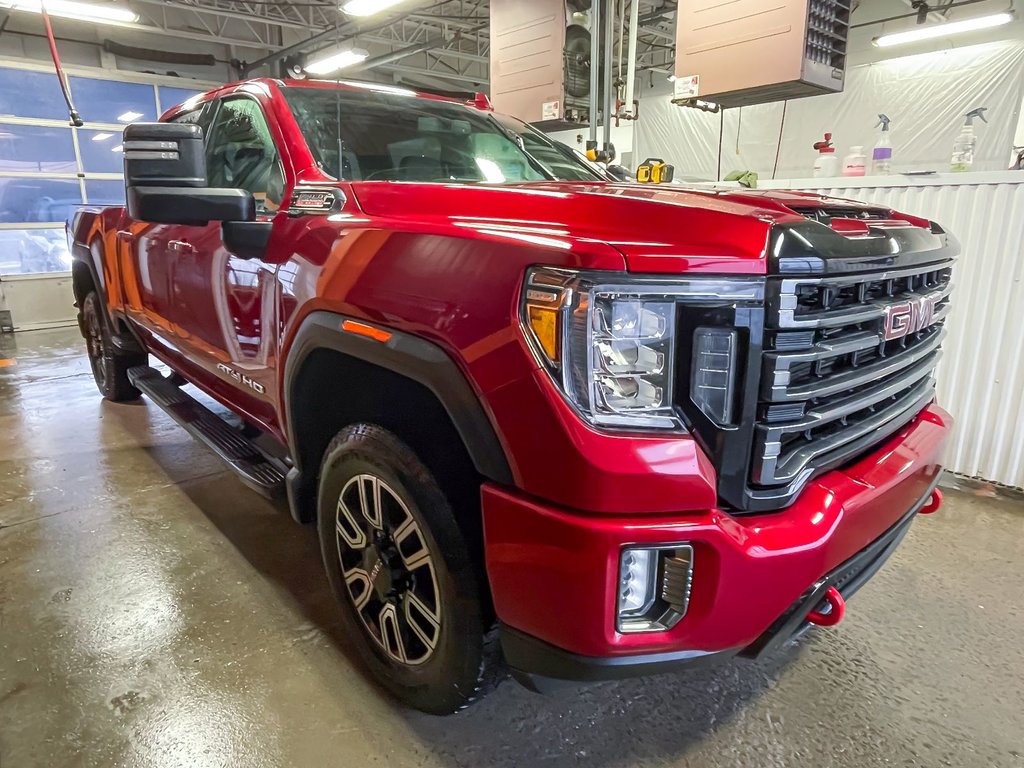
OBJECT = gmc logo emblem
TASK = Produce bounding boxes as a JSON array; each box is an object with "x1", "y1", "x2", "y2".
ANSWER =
[{"x1": 884, "y1": 295, "x2": 937, "y2": 341}]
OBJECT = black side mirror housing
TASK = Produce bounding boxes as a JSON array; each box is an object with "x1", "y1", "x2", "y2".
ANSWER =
[
  {"x1": 123, "y1": 122, "x2": 256, "y2": 228},
  {"x1": 222, "y1": 220, "x2": 272, "y2": 261},
  {"x1": 124, "y1": 122, "x2": 206, "y2": 188}
]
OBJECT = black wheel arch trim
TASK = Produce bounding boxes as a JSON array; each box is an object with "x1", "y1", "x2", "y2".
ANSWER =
[
  {"x1": 282, "y1": 311, "x2": 515, "y2": 510},
  {"x1": 71, "y1": 240, "x2": 146, "y2": 354},
  {"x1": 71, "y1": 241, "x2": 105, "y2": 305}
]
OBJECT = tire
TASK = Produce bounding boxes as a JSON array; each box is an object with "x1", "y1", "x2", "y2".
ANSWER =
[
  {"x1": 317, "y1": 423, "x2": 503, "y2": 714},
  {"x1": 81, "y1": 291, "x2": 146, "y2": 402}
]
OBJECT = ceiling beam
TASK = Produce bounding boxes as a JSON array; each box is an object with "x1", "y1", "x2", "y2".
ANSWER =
[{"x1": 131, "y1": 0, "x2": 329, "y2": 32}]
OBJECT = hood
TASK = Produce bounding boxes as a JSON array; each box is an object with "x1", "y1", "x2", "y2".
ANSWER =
[{"x1": 346, "y1": 181, "x2": 901, "y2": 275}]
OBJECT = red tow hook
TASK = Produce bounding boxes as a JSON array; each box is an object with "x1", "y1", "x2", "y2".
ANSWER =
[
  {"x1": 919, "y1": 488, "x2": 943, "y2": 515},
  {"x1": 807, "y1": 586, "x2": 845, "y2": 627}
]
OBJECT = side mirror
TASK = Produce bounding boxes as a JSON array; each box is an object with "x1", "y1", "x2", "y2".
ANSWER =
[{"x1": 123, "y1": 122, "x2": 254, "y2": 227}]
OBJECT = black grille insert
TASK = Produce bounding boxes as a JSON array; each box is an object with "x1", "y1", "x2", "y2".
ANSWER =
[{"x1": 753, "y1": 259, "x2": 953, "y2": 494}]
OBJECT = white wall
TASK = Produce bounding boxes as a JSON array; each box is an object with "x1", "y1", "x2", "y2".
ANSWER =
[
  {"x1": 635, "y1": 39, "x2": 1024, "y2": 181},
  {"x1": 628, "y1": 0, "x2": 1024, "y2": 179},
  {"x1": 544, "y1": 123, "x2": 636, "y2": 165},
  {"x1": 0, "y1": 275, "x2": 75, "y2": 331}
]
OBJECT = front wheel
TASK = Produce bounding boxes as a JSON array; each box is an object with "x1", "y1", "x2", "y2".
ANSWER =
[
  {"x1": 81, "y1": 291, "x2": 145, "y2": 402},
  {"x1": 317, "y1": 423, "x2": 502, "y2": 714}
]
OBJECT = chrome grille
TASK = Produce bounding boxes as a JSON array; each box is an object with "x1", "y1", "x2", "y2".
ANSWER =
[{"x1": 754, "y1": 260, "x2": 954, "y2": 490}]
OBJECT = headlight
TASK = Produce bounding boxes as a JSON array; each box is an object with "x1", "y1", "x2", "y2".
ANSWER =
[{"x1": 522, "y1": 267, "x2": 762, "y2": 431}]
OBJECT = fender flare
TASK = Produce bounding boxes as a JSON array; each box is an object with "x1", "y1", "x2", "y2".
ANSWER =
[
  {"x1": 70, "y1": 240, "x2": 105, "y2": 305},
  {"x1": 70, "y1": 236, "x2": 145, "y2": 354},
  {"x1": 282, "y1": 311, "x2": 515, "y2": 487}
]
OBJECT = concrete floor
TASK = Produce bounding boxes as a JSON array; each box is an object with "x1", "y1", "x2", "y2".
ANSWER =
[{"x1": 1, "y1": 327, "x2": 1023, "y2": 768}]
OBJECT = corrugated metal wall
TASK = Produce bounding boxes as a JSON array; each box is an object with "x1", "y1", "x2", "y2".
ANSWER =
[{"x1": 796, "y1": 179, "x2": 1024, "y2": 488}]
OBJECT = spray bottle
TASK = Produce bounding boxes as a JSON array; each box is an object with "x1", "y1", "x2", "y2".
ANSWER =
[
  {"x1": 950, "y1": 107, "x2": 988, "y2": 172},
  {"x1": 871, "y1": 114, "x2": 892, "y2": 175},
  {"x1": 813, "y1": 133, "x2": 840, "y2": 178}
]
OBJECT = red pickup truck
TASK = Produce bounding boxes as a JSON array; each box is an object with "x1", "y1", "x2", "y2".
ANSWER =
[{"x1": 69, "y1": 78, "x2": 955, "y2": 714}]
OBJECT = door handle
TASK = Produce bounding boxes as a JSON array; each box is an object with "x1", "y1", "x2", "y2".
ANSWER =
[{"x1": 168, "y1": 239, "x2": 195, "y2": 254}]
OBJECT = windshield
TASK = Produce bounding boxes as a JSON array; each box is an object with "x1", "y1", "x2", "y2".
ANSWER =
[{"x1": 283, "y1": 85, "x2": 604, "y2": 184}]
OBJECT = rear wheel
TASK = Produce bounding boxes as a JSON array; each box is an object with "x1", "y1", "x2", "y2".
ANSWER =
[
  {"x1": 317, "y1": 423, "x2": 502, "y2": 714},
  {"x1": 82, "y1": 291, "x2": 145, "y2": 402}
]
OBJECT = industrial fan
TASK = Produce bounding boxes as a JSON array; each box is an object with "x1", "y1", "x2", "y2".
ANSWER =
[{"x1": 564, "y1": 24, "x2": 591, "y2": 99}]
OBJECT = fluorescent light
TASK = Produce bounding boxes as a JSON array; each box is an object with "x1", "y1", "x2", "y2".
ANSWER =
[
  {"x1": 342, "y1": 0, "x2": 402, "y2": 17},
  {"x1": 91, "y1": 132, "x2": 113, "y2": 141},
  {"x1": 0, "y1": 0, "x2": 138, "y2": 24},
  {"x1": 304, "y1": 48, "x2": 368, "y2": 75},
  {"x1": 117, "y1": 111, "x2": 143, "y2": 122},
  {"x1": 874, "y1": 12, "x2": 1014, "y2": 47},
  {"x1": 111, "y1": 144, "x2": 123, "y2": 152}
]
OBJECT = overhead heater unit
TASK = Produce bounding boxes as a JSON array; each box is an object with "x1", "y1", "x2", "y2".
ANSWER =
[
  {"x1": 489, "y1": 0, "x2": 594, "y2": 128},
  {"x1": 673, "y1": 0, "x2": 851, "y2": 108}
]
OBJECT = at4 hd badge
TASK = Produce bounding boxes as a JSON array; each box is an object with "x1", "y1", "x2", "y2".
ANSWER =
[{"x1": 289, "y1": 187, "x2": 344, "y2": 215}]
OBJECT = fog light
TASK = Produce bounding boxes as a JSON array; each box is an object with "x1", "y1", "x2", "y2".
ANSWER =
[
  {"x1": 617, "y1": 545, "x2": 693, "y2": 633},
  {"x1": 618, "y1": 548, "x2": 658, "y2": 619}
]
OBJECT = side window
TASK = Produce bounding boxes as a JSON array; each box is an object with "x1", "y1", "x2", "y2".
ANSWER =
[{"x1": 204, "y1": 98, "x2": 284, "y2": 213}]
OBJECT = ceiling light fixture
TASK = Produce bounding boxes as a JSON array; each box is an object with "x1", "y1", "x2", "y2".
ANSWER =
[
  {"x1": 304, "y1": 48, "x2": 369, "y2": 75},
  {"x1": 0, "y1": 0, "x2": 138, "y2": 24},
  {"x1": 341, "y1": 0, "x2": 403, "y2": 18},
  {"x1": 873, "y1": 11, "x2": 1014, "y2": 47},
  {"x1": 91, "y1": 132, "x2": 114, "y2": 141},
  {"x1": 117, "y1": 110, "x2": 143, "y2": 122}
]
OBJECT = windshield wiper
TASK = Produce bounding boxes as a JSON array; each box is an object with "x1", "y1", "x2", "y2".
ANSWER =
[{"x1": 485, "y1": 115, "x2": 558, "y2": 182}]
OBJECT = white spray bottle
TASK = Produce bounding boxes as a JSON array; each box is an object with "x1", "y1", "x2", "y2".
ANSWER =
[
  {"x1": 951, "y1": 107, "x2": 988, "y2": 172},
  {"x1": 871, "y1": 114, "x2": 892, "y2": 175}
]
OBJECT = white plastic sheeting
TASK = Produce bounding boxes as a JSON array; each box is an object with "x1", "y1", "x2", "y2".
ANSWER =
[
  {"x1": 761, "y1": 174, "x2": 1024, "y2": 488},
  {"x1": 635, "y1": 40, "x2": 1024, "y2": 180}
]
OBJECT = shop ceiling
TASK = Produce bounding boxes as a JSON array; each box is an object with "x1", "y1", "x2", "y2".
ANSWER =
[
  {"x1": 122, "y1": 0, "x2": 681, "y2": 89},
  {"x1": 6, "y1": 0, "x2": 983, "y2": 92}
]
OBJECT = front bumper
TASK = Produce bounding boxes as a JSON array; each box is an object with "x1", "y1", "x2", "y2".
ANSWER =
[{"x1": 483, "y1": 404, "x2": 950, "y2": 680}]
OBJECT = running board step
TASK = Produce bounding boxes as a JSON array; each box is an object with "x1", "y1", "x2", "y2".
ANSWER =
[{"x1": 127, "y1": 366, "x2": 286, "y2": 498}]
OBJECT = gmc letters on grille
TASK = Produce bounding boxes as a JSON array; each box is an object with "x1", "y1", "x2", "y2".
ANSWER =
[{"x1": 883, "y1": 295, "x2": 937, "y2": 341}]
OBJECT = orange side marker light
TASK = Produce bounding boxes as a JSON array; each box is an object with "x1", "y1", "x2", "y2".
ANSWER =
[{"x1": 341, "y1": 320, "x2": 393, "y2": 344}]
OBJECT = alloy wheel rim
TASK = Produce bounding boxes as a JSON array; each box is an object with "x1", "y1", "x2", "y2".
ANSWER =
[
  {"x1": 85, "y1": 303, "x2": 106, "y2": 389},
  {"x1": 335, "y1": 473, "x2": 441, "y2": 665}
]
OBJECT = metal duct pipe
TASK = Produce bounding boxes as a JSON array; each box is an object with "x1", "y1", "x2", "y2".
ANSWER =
[
  {"x1": 350, "y1": 39, "x2": 443, "y2": 72},
  {"x1": 242, "y1": 23, "x2": 348, "y2": 76},
  {"x1": 602, "y1": 0, "x2": 614, "y2": 149},
  {"x1": 103, "y1": 40, "x2": 216, "y2": 66},
  {"x1": 589, "y1": 0, "x2": 600, "y2": 142},
  {"x1": 624, "y1": 0, "x2": 639, "y2": 116}
]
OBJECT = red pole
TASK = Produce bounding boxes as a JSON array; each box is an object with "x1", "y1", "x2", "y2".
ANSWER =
[{"x1": 41, "y1": 1, "x2": 83, "y2": 126}]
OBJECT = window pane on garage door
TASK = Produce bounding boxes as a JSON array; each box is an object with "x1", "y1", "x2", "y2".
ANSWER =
[
  {"x1": 84, "y1": 179, "x2": 125, "y2": 206},
  {"x1": 0, "y1": 68, "x2": 68, "y2": 120},
  {"x1": 159, "y1": 86, "x2": 205, "y2": 114},
  {"x1": 79, "y1": 129, "x2": 126, "y2": 173},
  {"x1": 0, "y1": 177, "x2": 82, "y2": 223},
  {"x1": 68, "y1": 77, "x2": 157, "y2": 124},
  {"x1": 0, "y1": 124, "x2": 76, "y2": 173},
  {"x1": 0, "y1": 227, "x2": 71, "y2": 275}
]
